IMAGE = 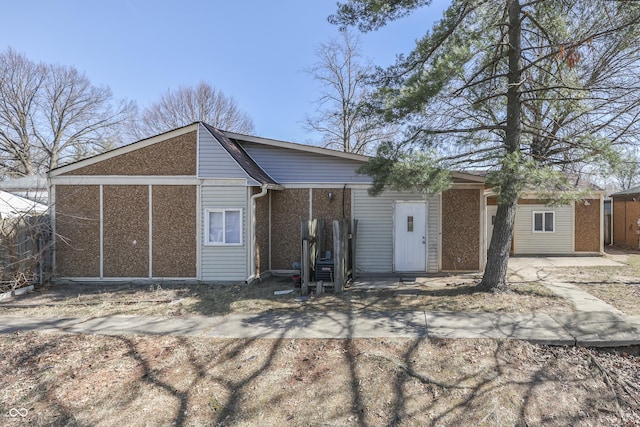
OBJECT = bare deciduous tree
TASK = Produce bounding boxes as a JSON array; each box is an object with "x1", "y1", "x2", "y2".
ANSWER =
[
  {"x1": 133, "y1": 81, "x2": 255, "y2": 138},
  {"x1": 304, "y1": 31, "x2": 397, "y2": 155},
  {"x1": 0, "y1": 48, "x2": 135, "y2": 176}
]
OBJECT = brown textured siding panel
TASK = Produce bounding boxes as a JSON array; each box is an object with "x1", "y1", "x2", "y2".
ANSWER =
[
  {"x1": 574, "y1": 199, "x2": 600, "y2": 252},
  {"x1": 271, "y1": 189, "x2": 309, "y2": 270},
  {"x1": 55, "y1": 185, "x2": 100, "y2": 277},
  {"x1": 311, "y1": 188, "x2": 351, "y2": 256},
  {"x1": 152, "y1": 186, "x2": 197, "y2": 277},
  {"x1": 66, "y1": 131, "x2": 197, "y2": 176},
  {"x1": 441, "y1": 189, "x2": 481, "y2": 271},
  {"x1": 613, "y1": 198, "x2": 640, "y2": 246},
  {"x1": 254, "y1": 188, "x2": 270, "y2": 275},
  {"x1": 103, "y1": 186, "x2": 149, "y2": 277}
]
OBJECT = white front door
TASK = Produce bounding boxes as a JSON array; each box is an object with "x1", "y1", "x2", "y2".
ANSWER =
[{"x1": 394, "y1": 202, "x2": 427, "y2": 272}]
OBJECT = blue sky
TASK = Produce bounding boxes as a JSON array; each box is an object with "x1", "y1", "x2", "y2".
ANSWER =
[{"x1": 1, "y1": 0, "x2": 449, "y2": 144}]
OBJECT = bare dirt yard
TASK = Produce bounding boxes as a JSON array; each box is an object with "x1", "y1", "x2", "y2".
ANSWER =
[
  {"x1": 2, "y1": 255, "x2": 640, "y2": 425},
  {"x1": 0, "y1": 273, "x2": 571, "y2": 318},
  {"x1": 1, "y1": 333, "x2": 639, "y2": 426}
]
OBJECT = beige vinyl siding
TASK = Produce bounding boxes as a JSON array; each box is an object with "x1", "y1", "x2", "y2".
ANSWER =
[
  {"x1": 201, "y1": 185, "x2": 248, "y2": 281},
  {"x1": 353, "y1": 189, "x2": 439, "y2": 273},
  {"x1": 514, "y1": 204, "x2": 574, "y2": 254}
]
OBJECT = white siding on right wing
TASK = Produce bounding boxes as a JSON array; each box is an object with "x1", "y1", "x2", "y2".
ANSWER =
[
  {"x1": 353, "y1": 189, "x2": 438, "y2": 273},
  {"x1": 514, "y1": 204, "x2": 574, "y2": 254}
]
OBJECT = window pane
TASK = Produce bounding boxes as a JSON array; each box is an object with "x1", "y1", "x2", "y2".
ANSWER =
[
  {"x1": 407, "y1": 216, "x2": 414, "y2": 232},
  {"x1": 534, "y1": 213, "x2": 543, "y2": 231},
  {"x1": 225, "y1": 210, "x2": 241, "y2": 244},
  {"x1": 209, "y1": 211, "x2": 223, "y2": 243},
  {"x1": 544, "y1": 212, "x2": 554, "y2": 232}
]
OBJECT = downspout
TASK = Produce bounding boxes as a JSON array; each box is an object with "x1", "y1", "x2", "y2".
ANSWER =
[{"x1": 248, "y1": 185, "x2": 269, "y2": 283}]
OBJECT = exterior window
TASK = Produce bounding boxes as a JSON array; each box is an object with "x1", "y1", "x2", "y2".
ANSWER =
[
  {"x1": 206, "y1": 209, "x2": 242, "y2": 245},
  {"x1": 533, "y1": 211, "x2": 555, "y2": 233}
]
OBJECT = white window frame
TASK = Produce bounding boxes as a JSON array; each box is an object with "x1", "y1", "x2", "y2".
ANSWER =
[
  {"x1": 532, "y1": 211, "x2": 555, "y2": 233},
  {"x1": 205, "y1": 208, "x2": 243, "y2": 246}
]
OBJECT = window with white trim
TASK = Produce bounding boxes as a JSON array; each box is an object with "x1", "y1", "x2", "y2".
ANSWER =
[
  {"x1": 205, "y1": 209, "x2": 242, "y2": 245},
  {"x1": 533, "y1": 211, "x2": 555, "y2": 233}
]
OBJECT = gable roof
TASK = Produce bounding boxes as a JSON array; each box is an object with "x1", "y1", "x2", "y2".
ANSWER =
[
  {"x1": 49, "y1": 123, "x2": 199, "y2": 177},
  {"x1": 201, "y1": 123, "x2": 280, "y2": 188}
]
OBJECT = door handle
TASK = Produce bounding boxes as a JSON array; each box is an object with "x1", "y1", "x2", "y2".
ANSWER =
[{"x1": 422, "y1": 236, "x2": 426, "y2": 244}]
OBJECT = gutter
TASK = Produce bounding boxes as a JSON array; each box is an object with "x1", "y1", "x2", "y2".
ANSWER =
[{"x1": 247, "y1": 184, "x2": 269, "y2": 283}]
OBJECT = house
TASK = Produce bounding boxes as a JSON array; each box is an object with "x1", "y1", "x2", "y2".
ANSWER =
[
  {"x1": 486, "y1": 175, "x2": 604, "y2": 257},
  {"x1": 0, "y1": 174, "x2": 48, "y2": 204},
  {"x1": 48, "y1": 122, "x2": 604, "y2": 282},
  {"x1": 0, "y1": 190, "x2": 47, "y2": 217},
  {"x1": 610, "y1": 185, "x2": 640, "y2": 247}
]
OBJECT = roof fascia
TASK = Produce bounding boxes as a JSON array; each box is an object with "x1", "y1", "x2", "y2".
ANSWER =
[
  {"x1": 224, "y1": 131, "x2": 370, "y2": 163},
  {"x1": 451, "y1": 171, "x2": 486, "y2": 183},
  {"x1": 49, "y1": 124, "x2": 199, "y2": 177}
]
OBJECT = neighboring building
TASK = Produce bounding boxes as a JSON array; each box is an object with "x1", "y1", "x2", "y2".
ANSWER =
[
  {"x1": 0, "y1": 190, "x2": 47, "y2": 217},
  {"x1": 611, "y1": 186, "x2": 640, "y2": 247},
  {"x1": 48, "y1": 122, "x2": 604, "y2": 282},
  {"x1": 0, "y1": 175, "x2": 48, "y2": 204}
]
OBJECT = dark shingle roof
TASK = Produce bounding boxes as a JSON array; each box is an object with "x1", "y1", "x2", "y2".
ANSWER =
[{"x1": 201, "y1": 123, "x2": 280, "y2": 188}]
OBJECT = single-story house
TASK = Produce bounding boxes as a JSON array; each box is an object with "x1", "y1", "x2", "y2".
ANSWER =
[
  {"x1": 610, "y1": 185, "x2": 640, "y2": 247},
  {"x1": 48, "y1": 122, "x2": 604, "y2": 282}
]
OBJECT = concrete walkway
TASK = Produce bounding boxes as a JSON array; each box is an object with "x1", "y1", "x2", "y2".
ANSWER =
[
  {"x1": 1, "y1": 256, "x2": 638, "y2": 347},
  {"x1": 0, "y1": 309, "x2": 638, "y2": 346},
  {"x1": 508, "y1": 256, "x2": 626, "y2": 314}
]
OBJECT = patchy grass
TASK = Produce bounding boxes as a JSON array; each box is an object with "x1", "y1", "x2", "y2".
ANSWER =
[
  {"x1": 551, "y1": 253, "x2": 640, "y2": 315},
  {"x1": 1, "y1": 332, "x2": 639, "y2": 426},
  {"x1": 0, "y1": 275, "x2": 572, "y2": 318}
]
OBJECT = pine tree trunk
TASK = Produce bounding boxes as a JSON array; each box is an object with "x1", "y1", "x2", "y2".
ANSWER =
[
  {"x1": 478, "y1": 0, "x2": 522, "y2": 292},
  {"x1": 478, "y1": 198, "x2": 516, "y2": 291}
]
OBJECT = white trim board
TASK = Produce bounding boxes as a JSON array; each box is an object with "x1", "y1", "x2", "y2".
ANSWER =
[{"x1": 51, "y1": 176, "x2": 200, "y2": 185}]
